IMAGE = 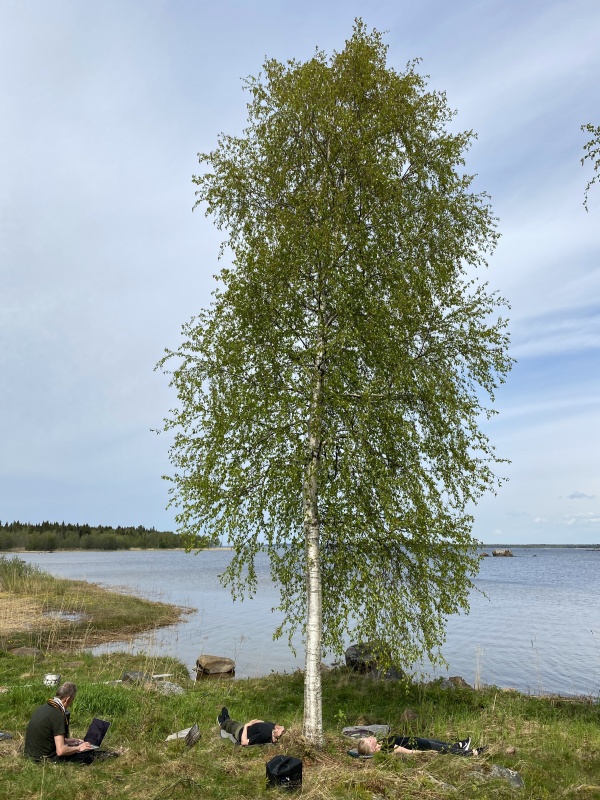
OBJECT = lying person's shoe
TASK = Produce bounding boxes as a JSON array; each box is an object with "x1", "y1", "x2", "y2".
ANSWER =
[
  {"x1": 471, "y1": 745, "x2": 489, "y2": 756},
  {"x1": 217, "y1": 707, "x2": 230, "y2": 726},
  {"x1": 449, "y1": 737, "x2": 471, "y2": 754}
]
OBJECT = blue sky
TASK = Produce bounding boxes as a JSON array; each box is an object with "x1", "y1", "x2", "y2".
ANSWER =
[{"x1": 1, "y1": 0, "x2": 598, "y2": 544}]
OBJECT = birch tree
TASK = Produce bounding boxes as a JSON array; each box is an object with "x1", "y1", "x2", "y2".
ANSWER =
[
  {"x1": 581, "y1": 123, "x2": 600, "y2": 210},
  {"x1": 158, "y1": 21, "x2": 512, "y2": 745}
]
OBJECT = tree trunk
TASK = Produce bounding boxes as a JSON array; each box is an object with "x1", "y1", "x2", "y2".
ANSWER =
[
  {"x1": 302, "y1": 351, "x2": 324, "y2": 745},
  {"x1": 303, "y1": 463, "x2": 323, "y2": 742}
]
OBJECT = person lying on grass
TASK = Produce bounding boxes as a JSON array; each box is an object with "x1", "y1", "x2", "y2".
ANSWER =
[
  {"x1": 217, "y1": 706, "x2": 285, "y2": 746},
  {"x1": 357, "y1": 734, "x2": 488, "y2": 757}
]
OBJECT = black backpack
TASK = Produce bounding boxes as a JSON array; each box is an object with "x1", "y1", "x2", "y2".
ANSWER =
[{"x1": 266, "y1": 755, "x2": 302, "y2": 790}]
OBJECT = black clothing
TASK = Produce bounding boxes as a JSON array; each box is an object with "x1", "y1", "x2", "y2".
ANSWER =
[
  {"x1": 221, "y1": 718, "x2": 276, "y2": 745},
  {"x1": 381, "y1": 735, "x2": 451, "y2": 753},
  {"x1": 246, "y1": 721, "x2": 276, "y2": 745}
]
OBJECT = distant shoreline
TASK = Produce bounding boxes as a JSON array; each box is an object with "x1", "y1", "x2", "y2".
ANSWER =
[
  {"x1": 480, "y1": 543, "x2": 600, "y2": 549},
  {"x1": 0, "y1": 546, "x2": 234, "y2": 554},
  {"x1": 3, "y1": 544, "x2": 599, "y2": 554}
]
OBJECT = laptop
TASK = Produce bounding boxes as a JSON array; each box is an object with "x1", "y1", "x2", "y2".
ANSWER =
[{"x1": 83, "y1": 718, "x2": 110, "y2": 749}]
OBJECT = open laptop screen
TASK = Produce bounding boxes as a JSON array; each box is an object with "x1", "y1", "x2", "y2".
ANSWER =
[{"x1": 83, "y1": 718, "x2": 110, "y2": 748}]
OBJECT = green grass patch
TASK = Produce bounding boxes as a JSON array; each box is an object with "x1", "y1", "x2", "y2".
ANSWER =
[{"x1": 1, "y1": 654, "x2": 599, "y2": 799}]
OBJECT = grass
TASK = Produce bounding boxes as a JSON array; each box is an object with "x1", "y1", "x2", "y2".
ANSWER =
[{"x1": 1, "y1": 556, "x2": 599, "y2": 799}]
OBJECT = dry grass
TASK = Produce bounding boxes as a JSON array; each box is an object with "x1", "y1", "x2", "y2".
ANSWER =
[
  {"x1": 0, "y1": 558, "x2": 187, "y2": 652},
  {"x1": 0, "y1": 593, "x2": 50, "y2": 635}
]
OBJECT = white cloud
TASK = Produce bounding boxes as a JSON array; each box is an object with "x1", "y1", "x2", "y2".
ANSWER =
[{"x1": 565, "y1": 513, "x2": 600, "y2": 527}]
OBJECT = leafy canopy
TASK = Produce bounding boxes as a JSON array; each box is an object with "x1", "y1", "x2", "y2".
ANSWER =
[{"x1": 158, "y1": 21, "x2": 512, "y2": 671}]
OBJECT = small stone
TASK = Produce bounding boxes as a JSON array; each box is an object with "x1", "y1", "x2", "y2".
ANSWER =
[
  {"x1": 439, "y1": 676, "x2": 472, "y2": 690},
  {"x1": 470, "y1": 765, "x2": 524, "y2": 789},
  {"x1": 400, "y1": 708, "x2": 418, "y2": 723},
  {"x1": 121, "y1": 670, "x2": 151, "y2": 684},
  {"x1": 10, "y1": 647, "x2": 43, "y2": 657},
  {"x1": 424, "y1": 772, "x2": 457, "y2": 793},
  {"x1": 345, "y1": 643, "x2": 406, "y2": 679},
  {"x1": 155, "y1": 681, "x2": 185, "y2": 696},
  {"x1": 165, "y1": 727, "x2": 193, "y2": 742},
  {"x1": 488, "y1": 765, "x2": 524, "y2": 788}
]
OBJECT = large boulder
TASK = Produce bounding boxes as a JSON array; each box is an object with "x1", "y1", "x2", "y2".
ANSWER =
[
  {"x1": 370, "y1": 665, "x2": 406, "y2": 681},
  {"x1": 195, "y1": 655, "x2": 235, "y2": 678},
  {"x1": 345, "y1": 643, "x2": 405, "y2": 680},
  {"x1": 438, "y1": 676, "x2": 473, "y2": 690},
  {"x1": 492, "y1": 549, "x2": 514, "y2": 557},
  {"x1": 345, "y1": 643, "x2": 378, "y2": 673}
]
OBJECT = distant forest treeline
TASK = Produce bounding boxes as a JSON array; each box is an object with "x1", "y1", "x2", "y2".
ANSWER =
[{"x1": 0, "y1": 521, "x2": 185, "y2": 551}]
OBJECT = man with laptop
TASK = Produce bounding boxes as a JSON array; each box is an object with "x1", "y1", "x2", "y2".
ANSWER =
[{"x1": 24, "y1": 681, "x2": 112, "y2": 763}]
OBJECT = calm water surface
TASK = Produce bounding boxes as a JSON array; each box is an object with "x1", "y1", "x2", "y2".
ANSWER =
[{"x1": 14, "y1": 548, "x2": 600, "y2": 696}]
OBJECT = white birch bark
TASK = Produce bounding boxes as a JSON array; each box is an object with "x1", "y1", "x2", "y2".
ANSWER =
[{"x1": 302, "y1": 342, "x2": 324, "y2": 745}]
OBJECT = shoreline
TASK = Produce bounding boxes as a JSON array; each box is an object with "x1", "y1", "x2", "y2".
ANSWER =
[
  {"x1": 0, "y1": 557, "x2": 189, "y2": 652},
  {"x1": 4, "y1": 550, "x2": 598, "y2": 698},
  {"x1": 3, "y1": 543, "x2": 599, "y2": 553}
]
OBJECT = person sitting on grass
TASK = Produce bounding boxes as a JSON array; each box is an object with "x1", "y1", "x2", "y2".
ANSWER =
[
  {"x1": 357, "y1": 734, "x2": 487, "y2": 757},
  {"x1": 217, "y1": 707, "x2": 285, "y2": 746},
  {"x1": 24, "y1": 682, "x2": 98, "y2": 764}
]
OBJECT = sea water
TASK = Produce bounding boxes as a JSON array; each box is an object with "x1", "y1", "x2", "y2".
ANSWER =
[{"x1": 13, "y1": 547, "x2": 600, "y2": 696}]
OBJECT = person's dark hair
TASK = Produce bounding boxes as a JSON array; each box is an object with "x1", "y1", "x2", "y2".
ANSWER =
[{"x1": 56, "y1": 682, "x2": 77, "y2": 700}]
